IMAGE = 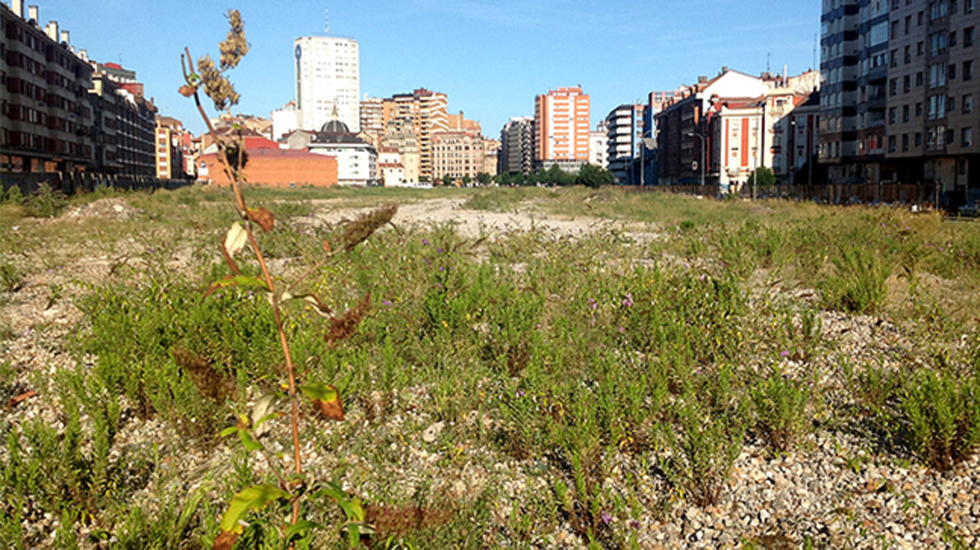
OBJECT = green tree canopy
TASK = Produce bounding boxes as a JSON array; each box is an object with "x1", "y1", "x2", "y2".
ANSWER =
[
  {"x1": 441, "y1": 174, "x2": 454, "y2": 186},
  {"x1": 576, "y1": 163, "x2": 614, "y2": 188},
  {"x1": 747, "y1": 166, "x2": 776, "y2": 188}
]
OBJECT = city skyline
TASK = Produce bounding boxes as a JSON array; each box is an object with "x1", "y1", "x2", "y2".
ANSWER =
[{"x1": 19, "y1": 0, "x2": 822, "y2": 136}]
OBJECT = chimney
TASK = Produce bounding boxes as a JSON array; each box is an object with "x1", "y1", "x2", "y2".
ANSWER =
[
  {"x1": 698, "y1": 76, "x2": 708, "y2": 84},
  {"x1": 45, "y1": 21, "x2": 58, "y2": 41},
  {"x1": 79, "y1": 49, "x2": 88, "y2": 62},
  {"x1": 28, "y1": 5, "x2": 38, "y2": 22},
  {"x1": 12, "y1": 0, "x2": 24, "y2": 18},
  {"x1": 721, "y1": 66, "x2": 728, "y2": 74},
  {"x1": 60, "y1": 30, "x2": 69, "y2": 46}
]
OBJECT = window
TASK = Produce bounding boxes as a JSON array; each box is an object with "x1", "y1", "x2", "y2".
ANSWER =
[
  {"x1": 917, "y1": 41, "x2": 924, "y2": 56},
  {"x1": 905, "y1": 45, "x2": 912, "y2": 64},
  {"x1": 918, "y1": 11, "x2": 925, "y2": 25},
  {"x1": 902, "y1": 134, "x2": 910, "y2": 151},
  {"x1": 948, "y1": 96, "x2": 956, "y2": 112},
  {"x1": 903, "y1": 104, "x2": 910, "y2": 122},
  {"x1": 964, "y1": 128, "x2": 974, "y2": 146},
  {"x1": 946, "y1": 128, "x2": 955, "y2": 145},
  {"x1": 904, "y1": 75, "x2": 911, "y2": 92},
  {"x1": 915, "y1": 132, "x2": 923, "y2": 146},
  {"x1": 966, "y1": 27, "x2": 975, "y2": 46},
  {"x1": 929, "y1": 63, "x2": 947, "y2": 86},
  {"x1": 890, "y1": 78, "x2": 899, "y2": 95},
  {"x1": 905, "y1": 15, "x2": 912, "y2": 34},
  {"x1": 916, "y1": 102, "x2": 923, "y2": 116},
  {"x1": 966, "y1": 60, "x2": 975, "y2": 79},
  {"x1": 950, "y1": 31, "x2": 957, "y2": 47},
  {"x1": 890, "y1": 107, "x2": 898, "y2": 124},
  {"x1": 888, "y1": 135, "x2": 897, "y2": 153},
  {"x1": 965, "y1": 94, "x2": 974, "y2": 113},
  {"x1": 916, "y1": 71, "x2": 924, "y2": 86},
  {"x1": 950, "y1": 63, "x2": 957, "y2": 79}
]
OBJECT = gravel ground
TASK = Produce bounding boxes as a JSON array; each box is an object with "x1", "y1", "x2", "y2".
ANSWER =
[{"x1": 1, "y1": 196, "x2": 978, "y2": 549}]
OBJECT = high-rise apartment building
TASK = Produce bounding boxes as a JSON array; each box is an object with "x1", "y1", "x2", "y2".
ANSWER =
[
  {"x1": 605, "y1": 103, "x2": 646, "y2": 184},
  {"x1": 499, "y1": 117, "x2": 535, "y2": 175},
  {"x1": 359, "y1": 96, "x2": 384, "y2": 146},
  {"x1": 533, "y1": 87, "x2": 591, "y2": 170},
  {"x1": 589, "y1": 121, "x2": 609, "y2": 169},
  {"x1": 1, "y1": 1, "x2": 93, "y2": 173},
  {"x1": 819, "y1": 0, "x2": 979, "y2": 199},
  {"x1": 294, "y1": 34, "x2": 360, "y2": 133},
  {"x1": 379, "y1": 89, "x2": 448, "y2": 181}
]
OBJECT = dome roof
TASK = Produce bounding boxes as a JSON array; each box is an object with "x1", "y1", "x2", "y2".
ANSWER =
[{"x1": 319, "y1": 119, "x2": 351, "y2": 134}]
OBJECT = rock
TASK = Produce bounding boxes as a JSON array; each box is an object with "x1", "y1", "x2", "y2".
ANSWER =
[{"x1": 422, "y1": 421, "x2": 444, "y2": 443}]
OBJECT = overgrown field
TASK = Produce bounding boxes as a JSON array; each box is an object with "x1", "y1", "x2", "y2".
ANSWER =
[{"x1": 2, "y1": 184, "x2": 980, "y2": 549}]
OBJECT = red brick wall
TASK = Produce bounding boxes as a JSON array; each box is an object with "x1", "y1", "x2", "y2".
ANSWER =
[{"x1": 202, "y1": 152, "x2": 338, "y2": 187}]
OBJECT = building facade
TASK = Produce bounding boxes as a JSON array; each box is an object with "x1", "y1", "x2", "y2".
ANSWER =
[
  {"x1": 499, "y1": 116, "x2": 534, "y2": 175},
  {"x1": 588, "y1": 121, "x2": 609, "y2": 169},
  {"x1": 533, "y1": 86, "x2": 591, "y2": 170},
  {"x1": 294, "y1": 35, "x2": 360, "y2": 133},
  {"x1": 819, "y1": 0, "x2": 978, "y2": 203},
  {"x1": 380, "y1": 117, "x2": 420, "y2": 184},
  {"x1": 307, "y1": 118, "x2": 376, "y2": 185},
  {"x1": 1, "y1": 1, "x2": 93, "y2": 173},
  {"x1": 359, "y1": 96, "x2": 384, "y2": 147},
  {"x1": 605, "y1": 103, "x2": 646, "y2": 184},
  {"x1": 379, "y1": 89, "x2": 448, "y2": 182}
]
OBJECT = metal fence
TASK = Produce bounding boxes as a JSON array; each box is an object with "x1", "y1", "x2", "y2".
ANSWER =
[
  {"x1": 643, "y1": 182, "x2": 938, "y2": 206},
  {"x1": 1, "y1": 171, "x2": 192, "y2": 197}
]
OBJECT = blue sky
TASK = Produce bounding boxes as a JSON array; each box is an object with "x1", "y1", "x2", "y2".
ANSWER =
[{"x1": 21, "y1": 0, "x2": 821, "y2": 137}]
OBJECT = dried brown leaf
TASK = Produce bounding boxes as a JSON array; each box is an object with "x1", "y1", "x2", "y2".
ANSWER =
[
  {"x1": 312, "y1": 396, "x2": 345, "y2": 421},
  {"x1": 343, "y1": 205, "x2": 397, "y2": 252},
  {"x1": 178, "y1": 85, "x2": 196, "y2": 98},
  {"x1": 324, "y1": 293, "x2": 371, "y2": 347},
  {"x1": 246, "y1": 207, "x2": 275, "y2": 232},
  {"x1": 212, "y1": 530, "x2": 239, "y2": 550}
]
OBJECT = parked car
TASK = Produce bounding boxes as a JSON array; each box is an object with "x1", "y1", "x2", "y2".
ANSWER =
[{"x1": 959, "y1": 201, "x2": 979, "y2": 217}]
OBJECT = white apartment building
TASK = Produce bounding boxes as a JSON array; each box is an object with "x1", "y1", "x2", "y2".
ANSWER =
[{"x1": 294, "y1": 35, "x2": 360, "y2": 133}]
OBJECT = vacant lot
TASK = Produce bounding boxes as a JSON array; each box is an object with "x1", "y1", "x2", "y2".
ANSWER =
[{"x1": 1, "y1": 185, "x2": 980, "y2": 549}]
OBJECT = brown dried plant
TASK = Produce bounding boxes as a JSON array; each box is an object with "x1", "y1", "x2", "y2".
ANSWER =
[{"x1": 180, "y1": 10, "x2": 394, "y2": 549}]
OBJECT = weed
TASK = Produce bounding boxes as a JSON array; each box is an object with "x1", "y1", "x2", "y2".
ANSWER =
[
  {"x1": 821, "y1": 244, "x2": 892, "y2": 314},
  {"x1": 751, "y1": 365, "x2": 811, "y2": 454},
  {"x1": 665, "y1": 401, "x2": 745, "y2": 507},
  {"x1": 901, "y1": 367, "x2": 980, "y2": 472},
  {"x1": 24, "y1": 183, "x2": 69, "y2": 218}
]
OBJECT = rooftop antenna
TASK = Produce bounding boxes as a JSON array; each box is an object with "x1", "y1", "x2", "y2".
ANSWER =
[
  {"x1": 766, "y1": 52, "x2": 771, "y2": 73},
  {"x1": 325, "y1": 8, "x2": 329, "y2": 35},
  {"x1": 813, "y1": 33, "x2": 818, "y2": 69}
]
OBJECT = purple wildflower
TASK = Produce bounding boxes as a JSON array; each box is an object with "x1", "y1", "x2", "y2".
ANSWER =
[
  {"x1": 382, "y1": 299, "x2": 393, "y2": 306},
  {"x1": 436, "y1": 247, "x2": 443, "y2": 254},
  {"x1": 422, "y1": 239, "x2": 429, "y2": 246},
  {"x1": 601, "y1": 511, "x2": 612, "y2": 525},
  {"x1": 780, "y1": 350, "x2": 790, "y2": 357},
  {"x1": 622, "y1": 293, "x2": 634, "y2": 308}
]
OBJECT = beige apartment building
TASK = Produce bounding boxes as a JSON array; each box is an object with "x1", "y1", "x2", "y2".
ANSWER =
[
  {"x1": 885, "y1": 0, "x2": 978, "y2": 192},
  {"x1": 380, "y1": 89, "x2": 448, "y2": 182},
  {"x1": 533, "y1": 86, "x2": 591, "y2": 171}
]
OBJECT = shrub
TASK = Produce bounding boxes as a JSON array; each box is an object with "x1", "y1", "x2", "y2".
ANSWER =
[
  {"x1": 901, "y1": 368, "x2": 980, "y2": 472},
  {"x1": 24, "y1": 182, "x2": 68, "y2": 218},
  {"x1": 821, "y1": 245, "x2": 891, "y2": 314},
  {"x1": 751, "y1": 366, "x2": 810, "y2": 454},
  {"x1": 666, "y1": 401, "x2": 745, "y2": 507}
]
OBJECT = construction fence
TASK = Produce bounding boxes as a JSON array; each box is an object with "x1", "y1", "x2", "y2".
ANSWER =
[{"x1": 1, "y1": 171, "x2": 192, "y2": 198}]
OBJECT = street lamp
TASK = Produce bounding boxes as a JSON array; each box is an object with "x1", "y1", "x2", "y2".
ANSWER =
[{"x1": 685, "y1": 131, "x2": 706, "y2": 189}]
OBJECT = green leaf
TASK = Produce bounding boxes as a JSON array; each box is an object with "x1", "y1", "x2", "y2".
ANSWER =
[
  {"x1": 204, "y1": 276, "x2": 269, "y2": 299},
  {"x1": 299, "y1": 383, "x2": 339, "y2": 403},
  {"x1": 238, "y1": 430, "x2": 264, "y2": 452},
  {"x1": 284, "y1": 519, "x2": 319, "y2": 541},
  {"x1": 219, "y1": 484, "x2": 288, "y2": 534},
  {"x1": 219, "y1": 426, "x2": 239, "y2": 438},
  {"x1": 312, "y1": 482, "x2": 346, "y2": 503},
  {"x1": 338, "y1": 497, "x2": 365, "y2": 522},
  {"x1": 348, "y1": 523, "x2": 361, "y2": 548}
]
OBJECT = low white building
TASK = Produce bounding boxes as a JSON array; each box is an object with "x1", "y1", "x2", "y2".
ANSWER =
[{"x1": 307, "y1": 118, "x2": 376, "y2": 185}]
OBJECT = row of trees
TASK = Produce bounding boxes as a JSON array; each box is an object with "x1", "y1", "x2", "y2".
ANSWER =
[{"x1": 434, "y1": 163, "x2": 615, "y2": 189}]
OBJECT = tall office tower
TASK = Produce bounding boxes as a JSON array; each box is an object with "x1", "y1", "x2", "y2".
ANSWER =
[
  {"x1": 533, "y1": 86, "x2": 591, "y2": 170},
  {"x1": 294, "y1": 33, "x2": 360, "y2": 133},
  {"x1": 380, "y1": 89, "x2": 448, "y2": 181},
  {"x1": 499, "y1": 116, "x2": 535, "y2": 175}
]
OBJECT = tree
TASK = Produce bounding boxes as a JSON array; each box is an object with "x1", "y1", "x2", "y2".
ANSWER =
[
  {"x1": 576, "y1": 163, "x2": 613, "y2": 188},
  {"x1": 462, "y1": 175, "x2": 472, "y2": 186},
  {"x1": 542, "y1": 164, "x2": 567, "y2": 186},
  {"x1": 441, "y1": 174, "x2": 454, "y2": 186},
  {"x1": 496, "y1": 172, "x2": 512, "y2": 186},
  {"x1": 747, "y1": 166, "x2": 776, "y2": 188},
  {"x1": 525, "y1": 171, "x2": 538, "y2": 186},
  {"x1": 476, "y1": 172, "x2": 492, "y2": 186},
  {"x1": 512, "y1": 172, "x2": 525, "y2": 186}
]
